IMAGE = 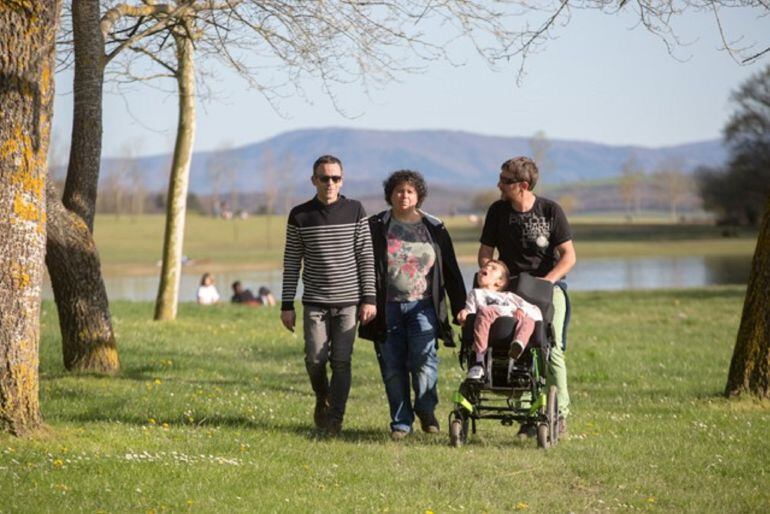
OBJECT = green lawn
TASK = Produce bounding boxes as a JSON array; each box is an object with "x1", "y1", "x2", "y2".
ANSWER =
[
  {"x1": 2, "y1": 289, "x2": 769, "y2": 512},
  {"x1": 94, "y1": 215, "x2": 758, "y2": 273}
]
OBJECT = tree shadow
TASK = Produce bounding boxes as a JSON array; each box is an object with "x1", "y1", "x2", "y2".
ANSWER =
[{"x1": 55, "y1": 410, "x2": 390, "y2": 443}]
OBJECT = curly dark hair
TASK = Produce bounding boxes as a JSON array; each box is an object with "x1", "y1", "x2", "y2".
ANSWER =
[{"x1": 383, "y1": 170, "x2": 428, "y2": 208}]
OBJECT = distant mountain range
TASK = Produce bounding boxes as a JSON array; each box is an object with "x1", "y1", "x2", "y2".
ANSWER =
[{"x1": 100, "y1": 127, "x2": 726, "y2": 197}]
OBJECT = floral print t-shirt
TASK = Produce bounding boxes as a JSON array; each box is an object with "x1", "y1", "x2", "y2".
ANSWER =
[{"x1": 386, "y1": 217, "x2": 436, "y2": 302}]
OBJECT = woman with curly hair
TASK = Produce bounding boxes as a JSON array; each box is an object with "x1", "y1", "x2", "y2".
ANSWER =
[{"x1": 359, "y1": 170, "x2": 466, "y2": 440}]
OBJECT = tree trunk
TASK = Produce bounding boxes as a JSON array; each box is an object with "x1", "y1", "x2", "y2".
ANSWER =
[
  {"x1": 44, "y1": 0, "x2": 119, "y2": 373},
  {"x1": 64, "y1": 0, "x2": 104, "y2": 231},
  {"x1": 725, "y1": 194, "x2": 770, "y2": 398},
  {"x1": 46, "y1": 182, "x2": 120, "y2": 372},
  {"x1": 0, "y1": 1, "x2": 60, "y2": 436},
  {"x1": 154, "y1": 30, "x2": 196, "y2": 321}
]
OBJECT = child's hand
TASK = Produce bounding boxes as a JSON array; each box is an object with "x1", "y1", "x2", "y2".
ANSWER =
[
  {"x1": 514, "y1": 309, "x2": 525, "y2": 321},
  {"x1": 457, "y1": 309, "x2": 468, "y2": 325}
]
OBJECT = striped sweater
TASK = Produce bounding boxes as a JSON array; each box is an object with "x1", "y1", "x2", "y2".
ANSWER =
[{"x1": 281, "y1": 196, "x2": 376, "y2": 310}]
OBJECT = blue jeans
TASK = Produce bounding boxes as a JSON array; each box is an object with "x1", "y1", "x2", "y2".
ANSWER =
[{"x1": 376, "y1": 299, "x2": 439, "y2": 433}]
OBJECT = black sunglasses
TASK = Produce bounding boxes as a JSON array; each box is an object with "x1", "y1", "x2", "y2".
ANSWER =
[
  {"x1": 498, "y1": 175, "x2": 520, "y2": 185},
  {"x1": 316, "y1": 175, "x2": 342, "y2": 184}
]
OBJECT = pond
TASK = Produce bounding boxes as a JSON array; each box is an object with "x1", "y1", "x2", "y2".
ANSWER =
[{"x1": 42, "y1": 255, "x2": 751, "y2": 302}]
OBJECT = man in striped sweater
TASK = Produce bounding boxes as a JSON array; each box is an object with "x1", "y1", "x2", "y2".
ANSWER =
[{"x1": 280, "y1": 155, "x2": 377, "y2": 435}]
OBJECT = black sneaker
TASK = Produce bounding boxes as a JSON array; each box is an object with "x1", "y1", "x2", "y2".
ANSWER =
[
  {"x1": 325, "y1": 418, "x2": 342, "y2": 437},
  {"x1": 313, "y1": 397, "x2": 329, "y2": 429},
  {"x1": 516, "y1": 423, "x2": 536, "y2": 439}
]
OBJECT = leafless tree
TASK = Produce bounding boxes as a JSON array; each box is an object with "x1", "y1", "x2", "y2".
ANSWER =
[
  {"x1": 620, "y1": 153, "x2": 644, "y2": 219},
  {"x1": 472, "y1": 189, "x2": 503, "y2": 213},
  {"x1": 46, "y1": 0, "x2": 119, "y2": 374},
  {"x1": 530, "y1": 130, "x2": 555, "y2": 177},
  {"x1": 280, "y1": 152, "x2": 296, "y2": 216},
  {"x1": 98, "y1": 165, "x2": 125, "y2": 215},
  {"x1": 260, "y1": 148, "x2": 279, "y2": 249},
  {"x1": 723, "y1": 66, "x2": 770, "y2": 398},
  {"x1": 122, "y1": 139, "x2": 147, "y2": 216},
  {"x1": 653, "y1": 157, "x2": 693, "y2": 220},
  {"x1": 205, "y1": 143, "x2": 228, "y2": 216}
]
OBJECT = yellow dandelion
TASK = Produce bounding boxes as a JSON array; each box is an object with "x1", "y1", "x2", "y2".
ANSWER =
[
  {"x1": 647, "y1": 497, "x2": 656, "y2": 503},
  {"x1": 514, "y1": 502, "x2": 529, "y2": 510},
  {"x1": 154, "y1": 379, "x2": 162, "y2": 385},
  {"x1": 162, "y1": 423, "x2": 169, "y2": 429},
  {"x1": 148, "y1": 418, "x2": 157, "y2": 425},
  {"x1": 52, "y1": 459, "x2": 64, "y2": 469},
  {"x1": 186, "y1": 500, "x2": 194, "y2": 507}
]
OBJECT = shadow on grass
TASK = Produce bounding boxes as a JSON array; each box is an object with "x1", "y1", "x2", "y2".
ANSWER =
[{"x1": 54, "y1": 411, "x2": 393, "y2": 443}]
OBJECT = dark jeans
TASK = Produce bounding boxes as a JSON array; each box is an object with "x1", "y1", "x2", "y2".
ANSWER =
[
  {"x1": 303, "y1": 305, "x2": 357, "y2": 423},
  {"x1": 376, "y1": 299, "x2": 438, "y2": 433}
]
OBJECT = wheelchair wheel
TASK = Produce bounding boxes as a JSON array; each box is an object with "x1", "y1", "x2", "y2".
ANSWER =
[
  {"x1": 547, "y1": 385, "x2": 559, "y2": 447},
  {"x1": 449, "y1": 412, "x2": 468, "y2": 448},
  {"x1": 537, "y1": 385, "x2": 559, "y2": 449}
]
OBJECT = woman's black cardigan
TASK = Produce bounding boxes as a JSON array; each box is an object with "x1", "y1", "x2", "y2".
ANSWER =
[{"x1": 358, "y1": 209, "x2": 467, "y2": 347}]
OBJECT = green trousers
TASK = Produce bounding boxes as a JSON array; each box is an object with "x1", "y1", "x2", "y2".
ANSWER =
[{"x1": 547, "y1": 285, "x2": 570, "y2": 418}]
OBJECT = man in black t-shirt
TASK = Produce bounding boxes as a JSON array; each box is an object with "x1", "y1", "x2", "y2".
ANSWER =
[{"x1": 478, "y1": 156, "x2": 577, "y2": 436}]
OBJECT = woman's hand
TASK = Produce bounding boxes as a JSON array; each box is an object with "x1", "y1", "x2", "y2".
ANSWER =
[{"x1": 359, "y1": 304, "x2": 377, "y2": 325}]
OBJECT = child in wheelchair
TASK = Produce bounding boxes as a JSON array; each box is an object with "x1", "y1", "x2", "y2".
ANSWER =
[
  {"x1": 457, "y1": 260, "x2": 543, "y2": 381},
  {"x1": 449, "y1": 265, "x2": 559, "y2": 448}
]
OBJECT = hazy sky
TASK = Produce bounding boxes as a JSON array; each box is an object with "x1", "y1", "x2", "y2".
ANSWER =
[{"x1": 51, "y1": 5, "x2": 769, "y2": 159}]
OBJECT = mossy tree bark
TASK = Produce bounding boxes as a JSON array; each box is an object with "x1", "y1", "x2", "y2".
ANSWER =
[
  {"x1": 725, "y1": 194, "x2": 770, "y2": 398},
  {"x1": 154, "y1": 26, "x2": 196, "y2": 321},
  {"x1": 0, "y1": 0, "x2": 61, "y2": 436},
  {"x1": 46, "y1": 183, "x2": 119, "y2": 372},
  {"x1": 45, "y1": 0, "x2": 119, "y2": 373}
]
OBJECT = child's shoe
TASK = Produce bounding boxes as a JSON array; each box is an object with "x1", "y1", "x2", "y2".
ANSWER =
[
  {"x1": 466, "y1": 364, "x2": 485, "y2": 380},
  {"x1": 508, "y1": 340, "x2": 525, "y2": 360}
]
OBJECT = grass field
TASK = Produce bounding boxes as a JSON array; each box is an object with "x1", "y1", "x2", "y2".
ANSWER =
[
  {"x1": 93, "y1": 214, "x2": 758, "y2": 274},
  {"x1": 2, "y1": 288, "x2": 769, "y2": 512}
]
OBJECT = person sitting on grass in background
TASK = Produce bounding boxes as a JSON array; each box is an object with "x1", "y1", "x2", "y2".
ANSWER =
[
  {"x1": 457, "y1": 260, "x2": 542, "y2": 380},
  {"x1": 258, "y1": 286, "x2": 276, "y2": 307},
  {"x1": 231, "y1": 281, "x2": 261, "y2": 306},
  {"x1": 196, "y1": 273, "x2": 220, "y2": 305}
]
